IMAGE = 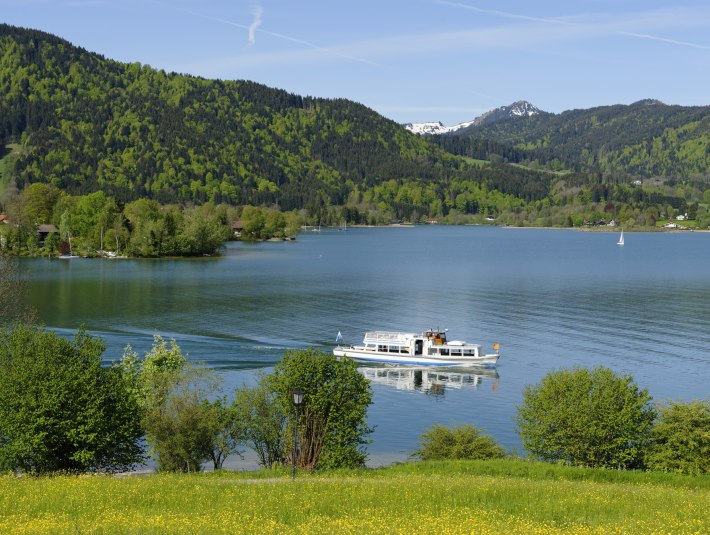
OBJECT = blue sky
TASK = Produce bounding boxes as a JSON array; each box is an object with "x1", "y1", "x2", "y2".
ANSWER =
[{"x1": 2, "y1": 0, "x2": 709, "y2": 125}]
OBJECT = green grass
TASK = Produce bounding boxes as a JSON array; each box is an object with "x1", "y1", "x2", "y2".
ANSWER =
[
  {"x1": 508, "y1": 161, "x2": 572, "y2": 176},
  {"x1": 1, "y1": 459, "x2": 708, "y2": 533},
  {"x1": 461, "y1": 156, "x2": 487, "y2": 166}
]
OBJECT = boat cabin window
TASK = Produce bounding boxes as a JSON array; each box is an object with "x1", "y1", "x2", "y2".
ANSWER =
[
  {"x1": 382, "y1": 345, "x2": 409, "y2": 354},
  {"x1": 450, "y1": 349, "x2": 462, "y2": 356},
  {"x1": 463, "y1": 348, "x2": 478, "y2": 356}
]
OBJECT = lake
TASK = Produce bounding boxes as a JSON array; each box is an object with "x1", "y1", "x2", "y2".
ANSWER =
[{"x1": 22, "y1": 226, "x2": 710, "y2": 466}]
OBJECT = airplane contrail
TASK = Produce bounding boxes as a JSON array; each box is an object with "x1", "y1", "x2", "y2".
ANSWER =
[
  {"x1": 248, "y1": 5, "x2": 262, "y2": 46},
  {"x1": 436, "y1": 1, "x2": 574, "y2": 26},
  {"x1": 147, "y1": 0, "x2": 380, "y2": 66},
  {"x1": 437, "y1": 0, "x2": 710, "y2": 50},
  {"x1": 618, "y1": 31, "x2": 710, "y2": 50}
]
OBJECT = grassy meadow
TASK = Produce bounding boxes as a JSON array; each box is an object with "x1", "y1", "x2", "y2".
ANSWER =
[{"x1": 1, "y1": 459, "x2": 708, "y2": 534}]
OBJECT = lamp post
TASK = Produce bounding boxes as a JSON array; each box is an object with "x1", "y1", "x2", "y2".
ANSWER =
[{"x1": 291, "y1": 389, "x2": 303, "y2": 479}]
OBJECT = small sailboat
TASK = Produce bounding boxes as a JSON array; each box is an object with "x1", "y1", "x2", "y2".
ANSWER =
[{"x1": 617, "y1": 229, "x2": 624, "y2": 246}]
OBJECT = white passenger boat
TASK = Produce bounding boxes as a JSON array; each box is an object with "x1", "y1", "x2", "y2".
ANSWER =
[{"x1": 333, "y1": 329, "x2": 500, "y2": 367}]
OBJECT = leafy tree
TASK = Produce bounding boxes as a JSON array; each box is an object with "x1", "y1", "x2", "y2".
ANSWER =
[
  {"x1": 0, "y1": 325, "x2": 144, "y2": 473},
  {"x1": 69, "y1": 192, "x2": 118, "y2": 250},
  {"x1": 141, "y1": 372, "x2": 218, "y2": 472},
  {"x1": 179, "y1": 204, "x2": 230, "y2": 255},
  {"x1": 124, "y1": 199, "x2": 161, "y2": 257},
  {"x1": 413, "y1": 424, "x2": 506, "y2": 461},
  {"x1": 128, "y1": 335, "x2": 186, "y2": 410},
  {"x1": 19, "y1": 182, "x2": 60, "y2": 224},
  {"x1": 44, "y1": 231, "x2": 60, "y2": 257},
  {"x1": 516, "y1": 366, "x2": 656, "y2": 469},
  {"x1": 133, "y1": 335, "x2": 231, "y2": 472},
  {"x1": 269, "y1": 348, "x2": 373, "y2": 469},
  {"x1": 205, "y1": 396, "x2": 244, "y2": 470},
  {"x1": 233, "y1": 377, "x2": 286, "y2": 468},
  {"x1": 58, "y1": 209, "x2": 73, "y2": 252},
  {"x1": 645, "y1": 400, "x2": 710, "y2": 475},
  {"x1": 240, "y1": 205, "x2": 266, "y2": 240}
]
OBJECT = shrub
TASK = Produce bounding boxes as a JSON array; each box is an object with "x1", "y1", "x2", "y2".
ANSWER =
[
  {"x1": 414, "y1": 424, "x2": 506, "y2": 461},
  {"x1": 130, "y1": 336, "x2": 228, "y2": 472},
  {"x1": 233, "y1": 377, "x2": 286, "y2": 468},
  {"x1": 0, "y1": 325, "x2": 144, "y2": 473},
  {"x1": 268, "y1": 348, "x2": 373, "y2": 469},
  {"x1": 645, "y1": 400, "x2": 710, "y2": 475},
  {"x1": 516, "y1": 366, "x2": 656, "y2": 469}
]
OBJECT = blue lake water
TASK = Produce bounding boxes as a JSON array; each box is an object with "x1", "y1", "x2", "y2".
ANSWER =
[{"x1": 22, "y1": 226, "x2": 710, "y2": 466}]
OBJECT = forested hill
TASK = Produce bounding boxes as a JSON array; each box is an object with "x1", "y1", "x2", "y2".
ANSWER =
[
  {"x1": 454, "y1": 99, "x2": 710, "y2": 179},
  {"x1": 0, "y1": 24, "x2": 554, "y2": 211}
]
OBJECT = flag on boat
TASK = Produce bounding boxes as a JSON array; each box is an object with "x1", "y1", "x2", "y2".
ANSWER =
[
  {"x1": 493, "y1": 342, "x2": 499, "y2": 351},
  {"x1": 336, "y1": 331, "x2": 343, "y2": 343}
]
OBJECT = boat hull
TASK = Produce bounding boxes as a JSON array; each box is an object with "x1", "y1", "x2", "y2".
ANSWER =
[{"x1": 333, "y1": 347, "x2": 499, "y2": 368}]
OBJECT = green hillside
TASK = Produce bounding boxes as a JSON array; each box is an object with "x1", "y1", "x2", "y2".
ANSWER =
[
  {"x1": 1, "y1": 23, "x2": 709, "y2": 240},
  {"x1": 456, "y1": 99, "x2": 710, "y2": 180},
  {"x1": 0, "y1": 144, "x2": 20, "y2": 198},
  {"x1": 0, "y1": 23, "x2": 553, "y2": 217}
]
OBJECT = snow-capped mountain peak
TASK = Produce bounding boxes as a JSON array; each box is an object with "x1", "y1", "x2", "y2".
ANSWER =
[
  {"x1": 404, "y1": 100, "x2": 542, "y2": 135},
  {"x1": 507, "y1": 100, "x2": 540, "y2": 117},
  {"x1": 401, "y1": 119, "x2": 475, "y2": 136}
]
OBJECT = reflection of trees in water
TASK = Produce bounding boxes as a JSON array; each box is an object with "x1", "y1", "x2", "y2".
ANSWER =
[
  {"x1": 0, "y1": 254, "x2": 37, "y2": 324},
  {"x1": 358, "y1": 366, "x2": 499, "y2": 399}
]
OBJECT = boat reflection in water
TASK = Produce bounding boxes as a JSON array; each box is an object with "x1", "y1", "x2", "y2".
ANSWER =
[{"x1": 358, "y1": 364, "x2": 499, "y2": 397}]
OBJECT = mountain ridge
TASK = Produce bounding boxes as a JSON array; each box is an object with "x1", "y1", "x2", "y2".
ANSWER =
[
  {"x1": 404, "y1": 101, "x2": 544, "y2": 135},
  {"x1": 0, "y1": 23, "x2": 708, "y2": 234},
  {"x1": 454, "y1": 99, "x2": 710, "y2": 179}
]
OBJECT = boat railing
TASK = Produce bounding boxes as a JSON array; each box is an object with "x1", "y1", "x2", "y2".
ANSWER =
[{"x1": 364, "y1": 331, "x2": 416, "y2": 343}]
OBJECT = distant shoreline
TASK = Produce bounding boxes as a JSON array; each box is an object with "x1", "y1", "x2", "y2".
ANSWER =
[
  {"x1": 498, "y1": 225, "x2": 710, "y2": 233},
  {"x1": 347, "y1": 223, "x2": 709, "y2": 233}
]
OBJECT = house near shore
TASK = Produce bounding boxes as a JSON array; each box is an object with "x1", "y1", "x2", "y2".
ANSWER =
[
  {"x1": 230, "y1": 220, "x2": 244, "y2": 238},
  {"x1": 37, "y1": 224, "x2": 59, "y2": 244}
]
